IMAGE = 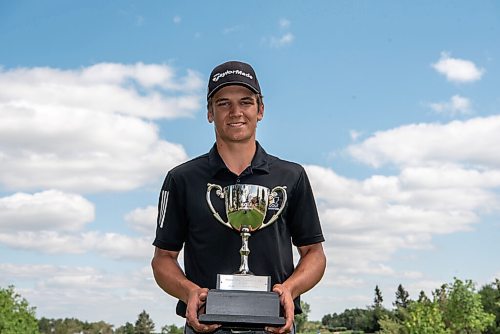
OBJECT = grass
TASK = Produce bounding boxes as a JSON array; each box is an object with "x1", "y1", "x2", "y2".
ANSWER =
[{"x1": 227, "y1": 209, "x2": 265, "y2": 230}]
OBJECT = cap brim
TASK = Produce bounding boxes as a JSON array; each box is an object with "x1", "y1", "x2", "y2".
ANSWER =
[{"x1": 207, "y1": 81, "x2": 260, "y2": 100}]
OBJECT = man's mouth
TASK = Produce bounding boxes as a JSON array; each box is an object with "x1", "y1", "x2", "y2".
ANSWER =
[{"x1": 228, "y1": 122, "x2": 245, "y2": 127}]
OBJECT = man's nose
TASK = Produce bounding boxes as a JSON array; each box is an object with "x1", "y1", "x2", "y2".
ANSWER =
[{"x1": 229, "y1": 103, "x2": 243, "y2": 116}]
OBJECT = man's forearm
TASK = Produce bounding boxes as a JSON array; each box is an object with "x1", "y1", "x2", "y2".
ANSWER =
[
  {"x1": 152, "y1": 248, "x2": 221, "y2": 332},
  {"x1": 151, "y1": 248, "x2": 199, "y2": 304},
  {"x1": 282, "y1": 243, "x2": 326, "y2": 300}
]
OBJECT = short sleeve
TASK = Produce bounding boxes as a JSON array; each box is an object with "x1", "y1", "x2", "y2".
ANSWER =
[
  {"x1": 286, "y1": 168, "x2": 325, "y2": 247},
  {"x1": 152, "y1": 172, "x2": 187, "y2": 251}
]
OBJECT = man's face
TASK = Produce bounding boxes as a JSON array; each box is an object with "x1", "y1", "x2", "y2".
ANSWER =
[{"x1": 208, "y1": 85, "x2": 264, "y2": 144}]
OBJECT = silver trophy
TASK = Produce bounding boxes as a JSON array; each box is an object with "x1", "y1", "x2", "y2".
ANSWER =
[{"x1": 200, "y1": 183, "x2": 287, "y2": 328}]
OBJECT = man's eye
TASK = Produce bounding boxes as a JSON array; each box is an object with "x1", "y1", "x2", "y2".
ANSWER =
[{"x1": 216, "y1": 101, "x2": 230, "y2": 107}]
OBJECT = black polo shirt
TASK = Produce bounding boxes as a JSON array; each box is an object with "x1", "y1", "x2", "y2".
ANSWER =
[{"x1": 153, "y1": 142, "x2": 324, "y2": 317}]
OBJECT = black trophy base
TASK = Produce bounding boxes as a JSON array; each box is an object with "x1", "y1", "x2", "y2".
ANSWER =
[{"x1": 199, "y1": 289, "x2": 285, "y2": 329}]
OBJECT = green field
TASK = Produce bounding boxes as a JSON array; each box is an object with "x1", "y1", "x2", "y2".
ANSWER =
[{"x1": 227, "y1": 209, "x2": 265, "y2": 230}]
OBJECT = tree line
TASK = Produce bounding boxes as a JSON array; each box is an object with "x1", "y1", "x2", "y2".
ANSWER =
[
  {"x1": 321, "y1": 278, "x2": 500, "y2": 334},
  {"x1": 36, "y1": 310, "x2": 185, "y2": 334},
  {"x1": 1, "y1": 277, "x2": 499, "y2": 334},
  {"x1": 0, "y1": 286, "x2": 182, "y2": 334}
]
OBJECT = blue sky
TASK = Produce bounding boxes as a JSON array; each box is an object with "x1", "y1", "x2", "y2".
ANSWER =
[{"x1": 1, "y1": 0, "x2": 499, "y2": 329}]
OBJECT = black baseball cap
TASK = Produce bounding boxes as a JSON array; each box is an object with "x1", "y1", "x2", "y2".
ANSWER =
[{"x1": 207, "y1": 61, "x2": 261, "y2": 100}]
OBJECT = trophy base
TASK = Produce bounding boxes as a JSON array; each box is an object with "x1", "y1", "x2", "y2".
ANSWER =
[
  {"x1": 199, "y1": 314, "x2": 285, "y2": 329},
  {"x1": 199, "y1": 290, "x2": 285, "y2": 329}
]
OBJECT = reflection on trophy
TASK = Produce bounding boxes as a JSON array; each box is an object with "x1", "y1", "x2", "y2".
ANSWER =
[{"x1": 200, "y1": 183, "x2": 287, "y2": 329}]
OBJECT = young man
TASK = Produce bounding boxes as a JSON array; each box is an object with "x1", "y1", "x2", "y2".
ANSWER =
[{"x1": 152, "y1": 61, "x2": 326, "y2": 334}]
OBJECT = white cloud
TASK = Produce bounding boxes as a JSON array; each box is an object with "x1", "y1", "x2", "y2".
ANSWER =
[
  {"x1": 306, "y1": 163, "x2": 491, "y2": 286},
  {"x1": 0, "y1": 190, "x2": 94, "y2": 232},
  {"x1": 173, "y1": 16, "x2": 181, "y2": 24},
  {"x1": 328, "y1": 275, "x2": 364, "y2": 288},
  {"x1": 279, "y1": 18, "x2": 291, "y2": 29},
  {"x1": 346, "y1": 115, "x2": 500, "y2": 168},
  {"x1": 400, "y1": 271, "x2": 424, "y2": 280},
  {"x1": 309, "y1": 115, "x2": 500, "y2": 295},
  {"x1": 84, "y1": 232, "x2": 153, "y2": 260},
  {"x1": 0, "y1": 64, "x2": 203, "y2": 119},
  {"x1": 0, "y1": 263, "x2": 61, "y2": 280},
  {"x1": 0, "y1": 192, "x2": 152, "y2": 259},
  {"x1": 0, "y1": 231, "x2": 84, "y2": 254},
  {"x1": 0, "y1": 231, "x2": 152, "y2": 260},
  {"x1": 0, "y1": 63, "x2": 197, "y2": 192},
  {"x1": 307, "y1": 116, "x2": 500, "y2": 285},
  {"x1": 430, "y1": 95, "x2": 472, "y2": 116},
  {"x1": 270, "y1": 33, "x2": 295, "y2": 48},
  {"x1": 264, "y1": 19, "x2": 294, "y2": 48},
  {"x1": 125, "y1": 205, "x2": 157, "y2": 235},
  {"x1": 399, "y1": 165, "x2": 500, "y2": 190},
  {"x1": 432, "y1": 52, "x2": 484, "y2": 83},
  {"x1": 349, "y1": 130, "x2": 362, "y2": 141}
]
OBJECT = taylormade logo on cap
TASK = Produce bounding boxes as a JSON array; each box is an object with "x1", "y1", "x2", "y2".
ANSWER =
[
  {"x1": 212, "y1": 69, "x2": 254, "y2": 82},
  {"x1": 207, "y1": 61, "x2": 261, "y2": 100}
]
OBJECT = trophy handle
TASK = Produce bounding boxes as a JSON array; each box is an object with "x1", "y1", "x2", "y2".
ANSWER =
[
  {"x1": 206, "y1": 183, "x2": 232, "y2": 229},
  {"x1": 261, "y1": 186, "x2": 287, "y2": 229}
]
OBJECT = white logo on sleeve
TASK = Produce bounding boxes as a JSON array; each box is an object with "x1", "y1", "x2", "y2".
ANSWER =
[{"x1": 159, "y1": 190, "x2": 169, "y2": 228}]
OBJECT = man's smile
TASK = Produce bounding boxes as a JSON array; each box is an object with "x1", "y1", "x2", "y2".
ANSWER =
[{"x1": 228, "y1": 121, "x2": 246, "y2": 127}]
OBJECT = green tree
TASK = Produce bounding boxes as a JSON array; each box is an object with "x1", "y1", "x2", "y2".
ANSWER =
[
  {"x1": 38, "y1": 317, "x2": 54, "y2": 333},
  {"x1": 374, "y1": 285, "x2": 384, "y2": 308},
  {"x1": 378, "y1": 314, "x2": 405, "y2": 334},
  {"x1": 294, "y1": 300, "x2": 310, "y2": 333},
  {"x1": 433, "y1": 283, "x2": 448, "y2": 311},
  {"x1": 89, "y1": 320, "x2": 113, "y2": 334},
  {"x1": 442, "y1": 278, "x2": 495, "y2": 334},
  {"x1": 393, "y1": 284, "x2": 411, "y2": 323},
  {"x1": 161, "y1": 323, "x2": 184, "y2": 334},
  {"x1": 38, "y1": 317, "x2": 113, "y2": 334},
  {"x1": 371, "y1": 285, "x2": 389, "y2": 332},
  {"x1": 479, "y1": 279, "x2": 500, "y2": 334},
  {"x1": 135, "y1": 310, "x2": 155, "y2": 334},
  {"x1": 403, "y1": 299, "x2": 448, "y2": 334},
  {"x1": 322, "y1": 308, "x2": 375, "y2": 332},
  {"x1": 115, "y1": 321, "x2": 135, "y2": 334},
  {"x1": 417, "y1": 290, "x2": 429, "y2": 303},
  {"x1": 394, "y1": 284, "x2": 410, "y2": 309},
  {"x1": 0, "y1": 285, "x2": 40, "y2": 334},
  {"x1": 54, "y1": 318, "x2": 83, "y2": 334}
]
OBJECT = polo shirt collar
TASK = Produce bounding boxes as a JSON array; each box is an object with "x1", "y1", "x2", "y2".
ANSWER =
[{"x1": 208, "y1": 141, "x2": 270, "y2": 176}]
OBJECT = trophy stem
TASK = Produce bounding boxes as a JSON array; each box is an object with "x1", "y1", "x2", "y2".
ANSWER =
[{"x1": 237, "y1": 227, "x2": 252, "y2": 275}]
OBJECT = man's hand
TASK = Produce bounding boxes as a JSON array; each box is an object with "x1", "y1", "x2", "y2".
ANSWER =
[
  {"x1": 265, "y1": 284, "x2": 294, "y2": 334},
  {"x1": 185, "y1": 287, "x2": 221, "y2": 333}
]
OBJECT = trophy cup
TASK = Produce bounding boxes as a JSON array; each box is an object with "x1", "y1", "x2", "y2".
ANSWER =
[{"x1": 199, "y1": 183, "x2": 287, "y2": 329}]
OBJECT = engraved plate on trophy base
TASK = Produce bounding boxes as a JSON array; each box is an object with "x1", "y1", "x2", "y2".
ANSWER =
[
  {"x1": 199, "y1": 290, "x2": 285, "y2": 329},
  {"x1": 217, "y1": 274, "x2": 270, "y2": 292}
]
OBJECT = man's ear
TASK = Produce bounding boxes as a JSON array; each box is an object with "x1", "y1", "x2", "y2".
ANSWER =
[
  {"x1": 257, "y1": 103, "x2": 264, "y2": 121},
  {"x1": 207, "y1": 109, "x2": 214, "y2": 123}
]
